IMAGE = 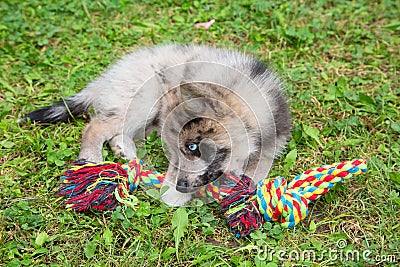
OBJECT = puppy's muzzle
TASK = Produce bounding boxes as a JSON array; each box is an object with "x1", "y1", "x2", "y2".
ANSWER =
[{"x1": 176, "y1": 170, "x2": 224, "y2": 193}]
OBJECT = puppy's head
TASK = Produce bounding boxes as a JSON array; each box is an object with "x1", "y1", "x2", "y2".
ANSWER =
[
  {"x1": 161, "y1": 83, "x2": 233, "y2": 194},
  {"x1": 173, "y1": 117, "x2": 230, "y2": 193}
]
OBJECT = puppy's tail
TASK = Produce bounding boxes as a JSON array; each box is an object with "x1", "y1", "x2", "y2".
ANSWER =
[{"x1": 19, "y1": 93, "x2": 92, "y2": 124}]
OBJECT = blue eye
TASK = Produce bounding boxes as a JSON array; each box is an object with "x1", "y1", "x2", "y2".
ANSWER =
[{"x1": 187, "y1": 143, "x2": 198, "y2": 151}]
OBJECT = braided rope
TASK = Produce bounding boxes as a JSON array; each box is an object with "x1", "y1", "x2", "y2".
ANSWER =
[
  {"x1": 58, "y1": 158, "x2": 367, "y2": 237},
  {"x1": 255, "y1": 159, "x2": 367, "y2": 228}
]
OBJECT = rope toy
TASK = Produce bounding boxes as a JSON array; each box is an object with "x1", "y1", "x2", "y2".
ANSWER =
[{"x1": 57, "y1": 159, "x2": 367, "y2": 238}]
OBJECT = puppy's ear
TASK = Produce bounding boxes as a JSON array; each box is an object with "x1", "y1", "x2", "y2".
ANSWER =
[
  {"x1": 179, "y1": 83, "x2": 205, "y2": 102},
  {"x1": 179, "y1": 83, "x2": 228, "y2": 117}
]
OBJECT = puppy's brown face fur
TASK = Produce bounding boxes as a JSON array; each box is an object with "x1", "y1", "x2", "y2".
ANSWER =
[
  {"x1": 174, "y1": 117, "x2": 230, "y2": 192},
  {"x1": 161, "y1": 83, "x2": 235, "y2": 193}
]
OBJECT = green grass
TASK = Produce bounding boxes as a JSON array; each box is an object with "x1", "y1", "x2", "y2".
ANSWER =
[{"x1": 1, "y1": 0, "x2": 399, "y2": 266}]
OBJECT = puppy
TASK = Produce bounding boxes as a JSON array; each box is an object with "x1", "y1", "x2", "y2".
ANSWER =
[{"x1": 21, "y1": 44, "x2": 291, "y2": 206}]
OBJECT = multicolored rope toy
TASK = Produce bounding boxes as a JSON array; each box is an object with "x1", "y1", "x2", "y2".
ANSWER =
[{"x1": 57, "y1": 159, "x2": 367, "y2": 238}]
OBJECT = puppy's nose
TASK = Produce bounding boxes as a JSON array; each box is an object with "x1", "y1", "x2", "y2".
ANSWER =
[{"x1": 177, "y1": 180, "x2": 189, "y2": 188}]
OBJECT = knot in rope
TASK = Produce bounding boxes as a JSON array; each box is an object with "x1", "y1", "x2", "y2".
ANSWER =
[{"x1": 220, "y1": 159, "x2": 367, "y2": 237}]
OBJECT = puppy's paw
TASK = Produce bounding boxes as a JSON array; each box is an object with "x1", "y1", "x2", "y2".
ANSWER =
[
  {"x1": 160, "y1": 185, "x2": 193, "y2": 207},
  {"x1": 109, "y1": 134, "x2": 137, "y2": 159},
  {"x1": 111, "y1": 144, "x2": 126, "y2": 158}
]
